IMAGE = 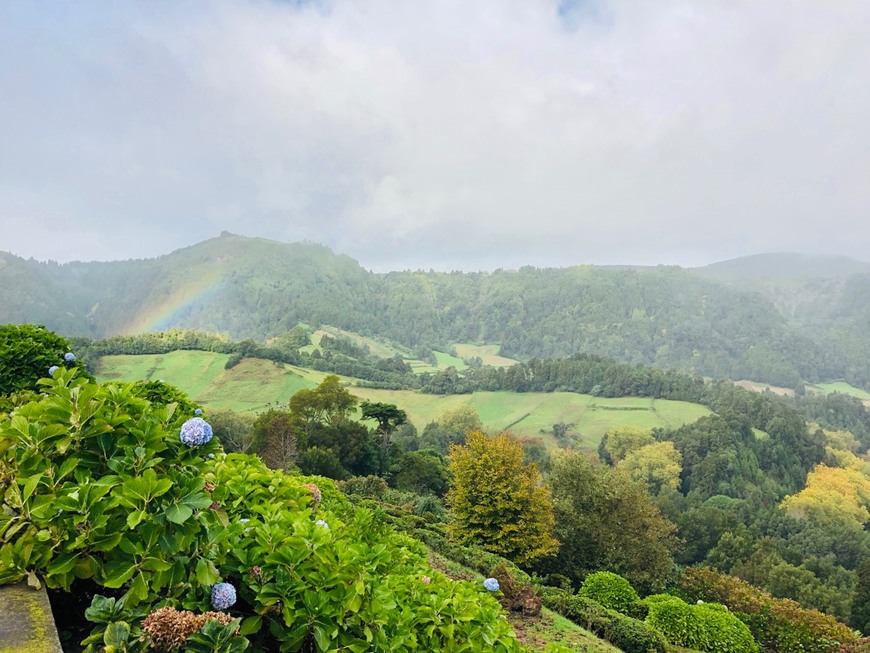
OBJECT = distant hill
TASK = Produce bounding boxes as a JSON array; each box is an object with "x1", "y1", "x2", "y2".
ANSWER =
[
  {"x1": 695, "y1": 252, "x2": 870, "y2": 281},
  {"x1": 2, "y1": 234, "x2": 869, "y2": 390}
]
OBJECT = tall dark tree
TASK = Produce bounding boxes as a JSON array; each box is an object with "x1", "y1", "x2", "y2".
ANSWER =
[{"x1": 361, "y1": 400, "x2": 407, "y2": 474}]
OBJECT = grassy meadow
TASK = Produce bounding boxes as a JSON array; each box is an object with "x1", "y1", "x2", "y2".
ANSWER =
[
  {"x1": 452, "y1": 343, "x2": 518, "y2": 367},
  {"x1": 95, "y1": 351, "x2": 710, "y2": 449},
  {"x1": 810, "y1": 381, "x2": 870, "y2": 402}
]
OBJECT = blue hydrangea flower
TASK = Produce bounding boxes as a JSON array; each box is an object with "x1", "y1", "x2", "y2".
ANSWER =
[
  {"x1": 180, "y1": 417, "x2": 213, "y2": 446},
  {"x1": 48, "y1": 365, "x2": 59, "y2": 375},
  {"x1": 194, "y1": 408, "x2": 203, "y2": 415},
  {"x1": 64, "y1": 352, "x2": 76, "y2": 362},
  {"x1": 211, "y1": 582, "x2": 237, "y2": 610},
  {"x1": 483, "y1": 578, "x2": 500, "y2": 592},
  {"x1": 315, "y1": 519, "x2": 329, "y2": 529}
]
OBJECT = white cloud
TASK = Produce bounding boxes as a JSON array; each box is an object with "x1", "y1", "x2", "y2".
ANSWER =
[{"x1": 1, "y1": 0, "x2": 868, "y2": 269}]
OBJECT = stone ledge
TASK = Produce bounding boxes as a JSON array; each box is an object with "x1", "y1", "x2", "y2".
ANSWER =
[{"x1": 0, "y1": 581, "x2": 63, "y2": 653}]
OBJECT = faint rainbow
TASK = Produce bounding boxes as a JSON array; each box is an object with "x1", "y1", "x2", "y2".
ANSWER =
[{"x1": 123, "y1": 274, "x2": 226, "y2": 335}]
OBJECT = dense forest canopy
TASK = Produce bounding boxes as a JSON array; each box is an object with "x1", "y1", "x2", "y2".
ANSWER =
[{"x1": 2, "y1": 234, "x2": 870, "y2": 392}]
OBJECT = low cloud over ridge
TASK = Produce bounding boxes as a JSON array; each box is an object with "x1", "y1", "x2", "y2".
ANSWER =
[{"x1": 1, "y1": 0, "x2": 868, "y2": 270}]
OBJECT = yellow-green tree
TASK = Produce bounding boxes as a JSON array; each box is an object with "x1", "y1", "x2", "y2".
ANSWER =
[
  {"x1": 618, "y1": 441, "x2": 683, "y2": 495},
  {"x1": 600, "y1": 425, "x2": 655, "y2": 464},
  {"x1": 780, "y1": 464, "x2": 870, "y2": 528},
  {"x1": 447, "y1": 431, "x2": 559, "y2": 564}
]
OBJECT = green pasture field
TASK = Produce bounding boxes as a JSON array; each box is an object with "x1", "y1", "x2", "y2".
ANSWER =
[
  {"x1": 810, "y1": 381, "x2": 870, "y2": 401},
  {"x1": 96, "y1": 352, "x2": 710, "y2": 449},
  {"x1": 733, "y1": 379, "x2": 795, "y2": 397},
  {"x1": 433, "y1": 350, "x2": 468, "y2": 370},
  {"x1": 452, "y1": 343, "x2": 518, "y2": 367},
  {"x1": 406, "y1": 350, "x2": 469, "y2": 374},
  {"x1": 96, "y1": 352, "x2": 320, "y2": 412},
  {"x1": 312, "y1": 325, "x2": 412, "y2": 359},
  {"x1": 290, "y1": 325, "x2": 479, "y2": 375}
]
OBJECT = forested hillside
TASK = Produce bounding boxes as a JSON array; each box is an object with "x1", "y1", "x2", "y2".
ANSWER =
[{"x1": 3, "y1": 233, "x2": 869, "y2": 390}]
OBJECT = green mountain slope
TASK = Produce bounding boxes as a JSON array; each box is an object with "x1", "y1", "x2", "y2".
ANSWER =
[{"x1": 3, "y1": 233, "x2": 870, "y2": 390}]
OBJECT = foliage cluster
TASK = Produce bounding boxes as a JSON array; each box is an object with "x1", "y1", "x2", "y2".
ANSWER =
[
  {"x1": 643, "y1": 594, "x2": 757, "y2": 653},
  {"x1": 678, "y1": 567, "x2": 858, "y2": 653},
  {"x1": 0, "y1": 370, "x2": 523, "y2": 651},
  {"x1": 0, "y1": 323, "x2": 92, "y2": 396},
  {"x1": 538, "y1": 451, "x2": 677, "y2": 594},
  {"x1": 537, "y1": 587, "x2": 666, "y2": 653},
  {"x1": 578, "y1": 572, "x2": 641, "y2": 615},
  {"x1": 447, "y1": 431, "x2": 558, "y2": 564}
]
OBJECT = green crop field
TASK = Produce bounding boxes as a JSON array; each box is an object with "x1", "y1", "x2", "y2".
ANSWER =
[{"x1": 96, "y1": 351, "x2": 711, "y2": 449}]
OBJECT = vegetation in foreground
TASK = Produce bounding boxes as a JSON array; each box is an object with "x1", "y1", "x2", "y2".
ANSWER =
[
  {"x1": 3, "y1": 324, "x2": 869, "y2": 652},
  {"x1": 0, "y1": 374, "x2": 520, "y2": 650}
]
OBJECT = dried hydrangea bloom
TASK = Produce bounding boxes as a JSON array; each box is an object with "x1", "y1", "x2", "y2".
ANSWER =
[
  {"x1": 211, "y1": 582, "x2": 237, "y2": 610},
  {"x1": 421, "y1": 576, "x2": 431, "y2": 585},
  {"x1": 302, "y1": 483, "x2": 322, "y2": 506},
  {"x1": 483, "y1": 578, "x2": 500, "y2": 592},
  {"x1": 64, "y1": 352, "x2": 76, "y2": 362},
  {"x1": 180, "y1": 417, "x2": 213, "y2": 446},
  {"x1": 142, "y1": 606, "x2": 235, "y2": 651}
]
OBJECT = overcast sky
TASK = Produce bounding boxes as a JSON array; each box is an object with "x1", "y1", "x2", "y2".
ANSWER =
[{"x1": 1, "y1": 1, "x2": 868, "y2": 271}]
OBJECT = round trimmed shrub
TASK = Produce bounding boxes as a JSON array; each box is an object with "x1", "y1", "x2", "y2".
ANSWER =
[
  {"x1": 579, "y1": 571, "x2": 640, "y2": 614},
  {"x1": 695, "y1": 602, "x2": 758, "y2": 653},
  {"x1": 644, "y1": 594, "x2": 759, "y2": 653},
  {"x1": 644, "y1": 595, "x2": 703, "y2": 649}
]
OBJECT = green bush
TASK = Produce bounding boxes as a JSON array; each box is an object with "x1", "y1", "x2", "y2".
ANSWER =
[
  {"x1": 539, "y1": 587, "x2": 666, "y2": 653},
  {"x1": 412, "y1": 494, "x2": 445, "y2": 518},
  {"x1": 340, "y1": 474, "x2": 389, "y2": 499},
  {"x1": 607, "y1": 613, "x2": 668, "y2": 653},
  {"x1": 579, "y1": 571, "x2": 640, "y2": 614},
  {"x1": 643, "y1": 593, "x2": 759, "y2": 653},
  {"x1": 679, "y1": 567, "x2": 856, "y2": 653},
  {"x1": 695, "y1": 602, "x2": 758, "y2": 653},
  {"x1": 0, "y1": 323, "x2": 92, "y2": 395},
  {"x1": 0, "y1": 370, "x2": 523, "y2": 652}
]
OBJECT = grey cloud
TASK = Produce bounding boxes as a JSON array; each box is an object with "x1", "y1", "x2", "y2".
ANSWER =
[{"x1": 1, "y1": 0, "x2": 868, "y2": 269}]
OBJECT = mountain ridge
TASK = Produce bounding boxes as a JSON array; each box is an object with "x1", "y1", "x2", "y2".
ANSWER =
[
  {"x1": 2, "y1": 235, "x2": 869, "y2": 391},
  {"x1": 5, "y1": 232, "x2": 868, "y2": 274}
]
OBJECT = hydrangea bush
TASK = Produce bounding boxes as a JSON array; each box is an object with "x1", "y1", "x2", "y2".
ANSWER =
[
  {"x1": 0, "y1": 323, "x2": 92, "y2": 395},
  {"x1": 0, "y1": 368, "x2": 522, "y2": 652}
]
